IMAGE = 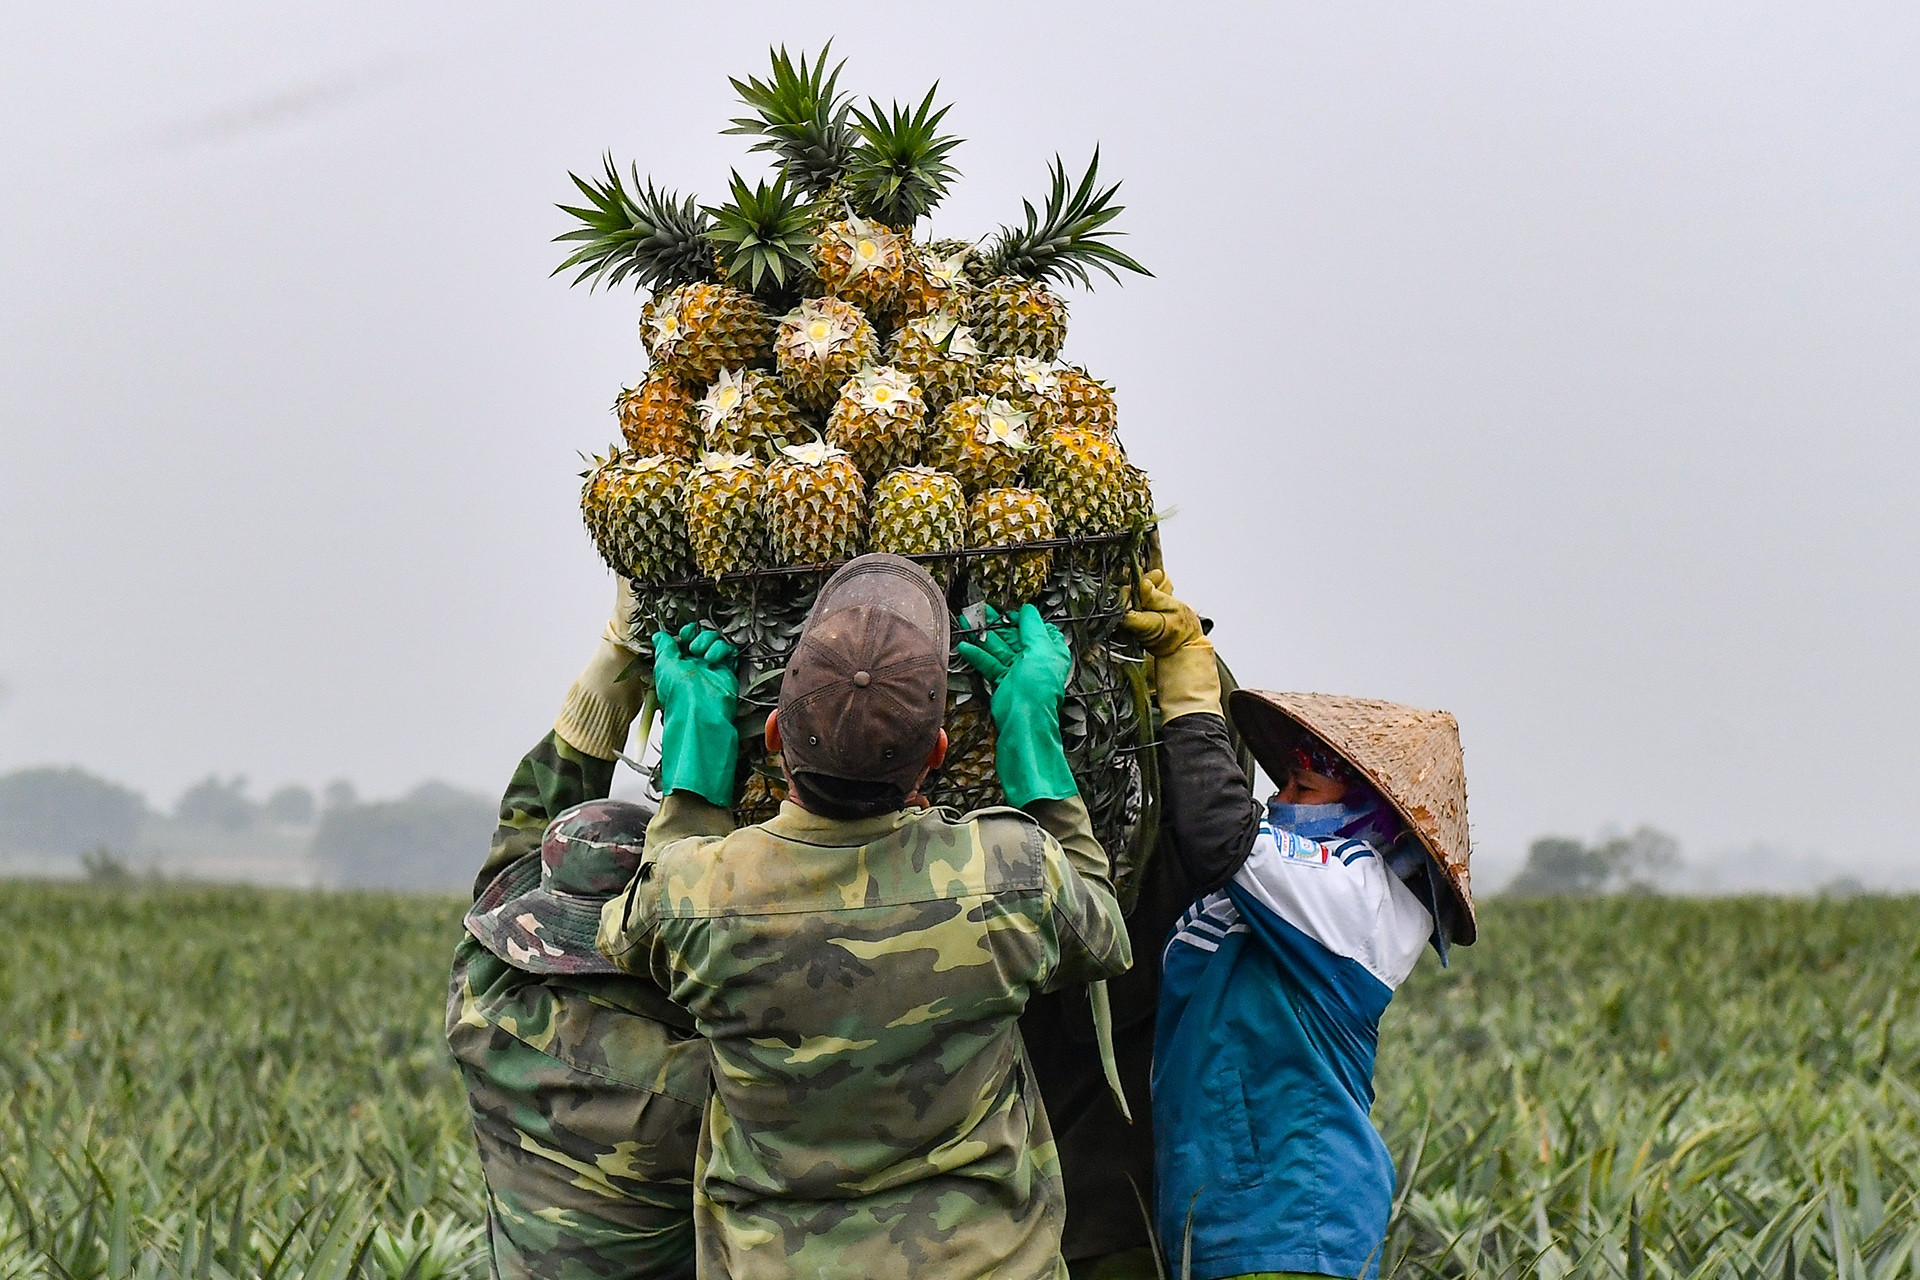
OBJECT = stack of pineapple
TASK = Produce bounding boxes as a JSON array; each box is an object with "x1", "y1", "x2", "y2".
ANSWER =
[{"x1": 564, "y1": 46, "x2": 1159, "y2": 838}]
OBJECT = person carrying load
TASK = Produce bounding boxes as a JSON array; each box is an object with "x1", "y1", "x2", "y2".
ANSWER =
[
  {"x1": 597, "y1": 552, "x2": 1133, "y2": 1280},
  {"x1": 1130, "y1": 573, "x2": 1477, "y2": 1280},
  {"x1": 446, "y1": 582, "x2": 709, "y2": 1278}
]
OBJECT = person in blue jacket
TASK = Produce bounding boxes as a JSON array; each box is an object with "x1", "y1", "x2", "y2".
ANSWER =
[{"x1": 1133, "y1": 576, "x2": 1477, "y2": 1280}]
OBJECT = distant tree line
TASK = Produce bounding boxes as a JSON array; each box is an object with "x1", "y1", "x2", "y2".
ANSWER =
[
  {"x1": 0, "y1": 765, "x2": 495, "y2": 891},
  {"x1": 1504, "y1": 826, "x2": 1681, "y2": 896}
]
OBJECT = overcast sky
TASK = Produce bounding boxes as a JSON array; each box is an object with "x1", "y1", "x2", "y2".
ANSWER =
[{"x1": 3, "y1": 2, "x2": 1916, "y2": 886}]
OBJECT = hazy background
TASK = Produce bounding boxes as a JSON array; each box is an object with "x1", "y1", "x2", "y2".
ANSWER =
[{"x1": 3, "y1": 2, "x2": 1916, "y2": 889}]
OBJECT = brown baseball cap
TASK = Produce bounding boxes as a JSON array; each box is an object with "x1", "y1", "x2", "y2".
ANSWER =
[{"x1": 778, "y1": 554, "x2": 949, "y2": 792}]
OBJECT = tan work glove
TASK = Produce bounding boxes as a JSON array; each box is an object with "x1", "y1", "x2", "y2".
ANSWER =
[
  {"x1": 1120, "y1": 569, "x2": 1222, "y2": 722},
  {"x1": 554, "y1": 577, "x2": 652, "y2": 760}
]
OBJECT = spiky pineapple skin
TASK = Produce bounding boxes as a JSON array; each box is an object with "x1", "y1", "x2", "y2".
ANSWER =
[
  {"x1": 581, "y1": 452, "x2": 692, "y2": 583},
  {"x1": 816, "y1": 219, "x2": 909, "y2": 321},
  {"x1": 765, "y1": 452, "x2": 867, "y2": 566},
  {"x1": 928, "y1": 694, "x2": 1002, "y2": 812},
  {"x1": 968, "y1": 486, "x2": 1056, "y2": 609},
  {"x1": 682, "y1": 459, "x2": 767, "y2": 578},
  {"x1": 1053, "y1": 366, "x2": 1118, "y2": 437},
  {"x1": 925, "y1": 397, "x2": 1027, "y2": 495},
  {"x1": 826, "y1": 374, "x2": 926, "y2": 480},
  {"x1": 701, "y1": 370, "x2": 810, "y2": 459},
  {"x1": 1028, "y1": 426, "x2": 1130, "y2": 537},
  {"x1": 1115, "y1": 462, "x2": 1156, "y2": 531},
  {"x1": 614, "y1": 373, "x2": 700, "y2": 459},
  {"x1": 869, "y1": 466, "x2": 967, "y2": 586},
  {"x1": 775, "y1": 298, "x2": 879, "y2": 413},
  {"x1": 971, "y1": 278, "x2": 1069, "y2": 360},
  {"x1": 897, "y1": 242, "x2": 975, "y2": 325},
  {"x1": 643, "y1": 283, "x2": 776, "y2": 385},
  {"x1": 887, "y1": 318, "x2": 980, "y2": 416}
]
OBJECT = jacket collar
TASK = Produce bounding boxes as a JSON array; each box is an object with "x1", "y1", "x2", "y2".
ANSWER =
[{"x1": 762, "y1": 800, "x2": 926, "y2": 847}]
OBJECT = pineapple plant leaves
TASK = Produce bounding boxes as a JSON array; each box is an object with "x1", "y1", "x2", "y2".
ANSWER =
[
  {"x1": 985, "y1": 148, "x2": 1152, "y2": 288},
  {"x1": 553, "y1": 155, "x2": 715, "y2": 292},
  {"x1": 848, "y1": 85, "x2": 963, "y2": 227},
  {"x1": 705, "y1": 170, "x2": 818, "y2": 295},
  {"x1": 725, "y1": 43, "x2": 856, "y2": 199}
]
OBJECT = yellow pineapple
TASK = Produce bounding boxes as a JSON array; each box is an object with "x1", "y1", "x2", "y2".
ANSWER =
[
  {"x1": 886, "y1": 310, "x2": 982, "y2": 416},
  {"x1": 924, "y1": 395, "x2": 1031, "y2": 495},
  {"x1": 681, "y1": 451, "x2": 767, "y2": 578},
  {"x1": 764, "y1": 439, "x2": 867, "y2": 566},
  {"x1": 975, "y1": 355, "x2": 1066, "y2": 426},
  {"x1": 697, "y1": 368, "x2": 809, "y2": 459},
  {"x1": 580, "y1": 451, "x2": 692, "y2": 583},
  {"x1": 826, "y1": 366, "x2": 926, "y2": 479},
  {"x1": 1028, "y1": 426, "x2": 1129, "y2": 537},
  {"x1": 1115, "y1": 462, "x2": 1156, "y2": 531},
  {"x1": 929, "y1": 693, "x2": 1002, "y2": 812},
  {"x1": 776, "y1": 296, "x2": 879, "y2": 412},
  {"x1": 614, "y1": 372, "x2": 700, "y2": 459},
  {"x1": 816, "y1": 216, "x2": 909, "y2": 321},
  {"x1": 970, "y1": 278, "x2": 1068, "y2": 361},
  {"x1": 1053, "y1": 365, "x2": 1118, "y2": 437},
  {"x1": 642, "y1": 282, "x2": 776, "y2": 385},
  {"x1": 968, "y1": 486, "x2": 1056, "y2": 609},
  {"x1": 869, "y1": 465, "x2": 967, "y2": 584},
  {"x1": 897, "y1": 240, "x2": 975, "y2": 324}
]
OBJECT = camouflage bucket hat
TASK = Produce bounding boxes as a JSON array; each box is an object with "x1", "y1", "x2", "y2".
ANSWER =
[{"x1": 465, "y1": 799, "x2": 653, "y2": 975}]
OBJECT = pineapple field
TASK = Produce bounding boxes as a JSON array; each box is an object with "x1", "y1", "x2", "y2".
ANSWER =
[
  {"x1": 566, "y1": 47, "x2": 1160, "y2": 871},
  {"x1": 6, "y1": 882, "x2": 1919, "y2": 1278}
]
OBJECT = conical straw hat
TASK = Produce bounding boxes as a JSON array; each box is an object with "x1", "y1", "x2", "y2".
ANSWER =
[{"x1": 1226, "y1": 690, "x2": 1477, "y2": 945}]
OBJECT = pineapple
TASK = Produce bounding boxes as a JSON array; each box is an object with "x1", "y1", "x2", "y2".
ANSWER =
[
  {"x1": 697, "y1": 368, "x2": 809, "y2": 458},
  {"x1": 973, "y1": 150, "x2": 1151, "y2": 358},
  {"x1": 929, "y1": 693, "x2": 1002, "y2": 812},
  {"x1": 614, "y1": 372, "x2": 700, "y2": 459},
  {"x1": 897, "y1": 239, "x2": 975, "y2": 323},
  {"x1": 826, "y1": 366, "x2": 926, "y2": 479},
  {"x1": 682, "y1": 451, "x2": 768, "y2": 578},
  {"x1": 816, "y1": 216, "x2": 908, "y2": 320},
  {"x1": 886, "y1": 310, "x2": 982, "y2": 416},
  {"x1": 764, "y1": 439, "x2": 867, "y2": 566},
  {"x1": 643, "y1": 282, "x2": 776, "y2": 385},
  {"x1": 869, "y1": 466, "x2": 967, "y2": 584},
  {"x1": 924, "y1": 396, "x2": 1031, "y2": 495},
  {"x1": 970, "y1": 279, "x2": 1069, "y2": 360},
  {"x1": 1053, "y1": 365, "x2": 1119, "y2": 437},
  {"x1": 776, "y1": 296, "x2": 878, "y2": 412},
  {"x1": 968, "y1": 486, "x2": 1056, "y2": 609},
  {"x1": 1115, "y1": 462, "x2": 1156, "y2": 530},
  {"x1": 580, "y1": 451, "x2": 692, "y2": 583},
  {"x1": 976, "y1": 356, "x2": 1066, "y2": 424},
  {"x1": 1028, "y1": 426, "x2": 1129, "y2": 536},
  {"x1": 735, "y1": 743, "x2": 791, "y2": 824}
]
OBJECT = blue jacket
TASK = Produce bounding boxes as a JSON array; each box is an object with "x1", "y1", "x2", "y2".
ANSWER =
[{"x1": 1152, "y1": 821, "x2": 1433, "y2": 1279}]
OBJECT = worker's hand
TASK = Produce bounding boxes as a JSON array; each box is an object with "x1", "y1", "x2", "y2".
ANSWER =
[
  {"x1": 554, "y1": 578, "x2": 652, "y2": 760},
  {"x1": 651, "y1": 623, "x2": 741, "y2": 807},
  {"x1": 1122, "y1": 568, "x2": 1221, "y2": 723},
  {"x1": 1120, "y1": 569, "x2": 1205, "y2": 658},
  {"x1": 957, "y1": 603, "x2": 1078, "y2": 807}
]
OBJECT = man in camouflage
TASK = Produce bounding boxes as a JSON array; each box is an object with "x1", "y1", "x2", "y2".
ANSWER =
[
  {"x1": 446, "y1": 583, "x2": 707, "y2": 1279},
  {"x1": 598, "y1": 553, "x2": 1133, "y2": 1279}
]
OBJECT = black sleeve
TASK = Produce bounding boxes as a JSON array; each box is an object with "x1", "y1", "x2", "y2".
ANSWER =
[{"x1": 1158, "y1": 712, "x2": 1263, "y2": 898}]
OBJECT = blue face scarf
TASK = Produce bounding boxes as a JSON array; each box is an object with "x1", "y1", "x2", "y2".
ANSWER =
[{"x1": 1266, "y1": 793, "x2": 1404, "y2": 851}]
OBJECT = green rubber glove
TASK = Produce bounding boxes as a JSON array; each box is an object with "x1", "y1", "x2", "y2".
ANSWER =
[
  {"x1": 956, "y1": 603, "x2": 1078, "y2": 807},
  {"x1": 651, "y1": 622, "x2": 740, "y2": 807}
]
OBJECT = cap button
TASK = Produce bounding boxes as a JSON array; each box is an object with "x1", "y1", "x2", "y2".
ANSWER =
[{"x1": 852, "y1": 670, "x2": 872, "y2": 687}]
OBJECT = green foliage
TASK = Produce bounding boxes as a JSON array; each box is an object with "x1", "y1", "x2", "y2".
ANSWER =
[
  {"x1": 552, "y1": 156, "x2": 715, "y2": 292},
  {"x1": 983, "y1": 149, "x2": 1152, "y2": 288},
  {"x1": 5, "y1": 887, "x2": 1916, "y2": 1277},
  {"x1": 724, "y1": 44, "x2": 856, "y2": 199},
  {"x1": 0, "y1": 766, "x2": 148, "y2": 859},
  {"x1": 1506, "y1": 826, "x2": 1681, "y2": 897},
  {"x1": 847, "y1": 87, "x2": 962, "y2": 227},
  {"x1": 705, "y1": 170, "x2": 817, "y2": 295}
]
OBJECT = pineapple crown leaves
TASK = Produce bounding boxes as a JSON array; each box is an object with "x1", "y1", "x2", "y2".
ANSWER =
[
  {"x1": 705, "y1": 170, "x2": 818, "y2": 295},
  {"x1": 983, "y1": 148, "x2": 1152, "y2": 289},
  {"x1": 554, "y1": 155, "x2": 716, "y2": 292},
  {"x1": 725, "y1": 43, "x2": 856, "y2": 199},
  {"x1": 847, "y1": 86, "x2": 963, "y2": 227}
]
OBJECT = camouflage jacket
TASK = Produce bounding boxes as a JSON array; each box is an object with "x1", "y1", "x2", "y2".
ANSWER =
[{"x1": 597, "y1": 792, "x2": 1133, "y2": 1280}]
